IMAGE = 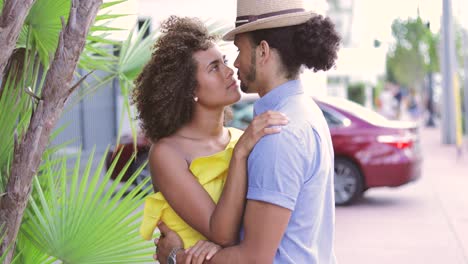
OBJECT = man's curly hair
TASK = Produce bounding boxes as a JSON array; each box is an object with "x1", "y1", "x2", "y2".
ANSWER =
[
  {"x1": 249, "y1": 15, "x2": 341, "y2": 79},
  {"x1": 132, "y1": 16, "x2": 215, "y2": 142}
]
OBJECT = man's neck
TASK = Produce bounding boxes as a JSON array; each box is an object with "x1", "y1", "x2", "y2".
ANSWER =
[
  {"x1": 256, "y1": 56, "x2": 296, "y2": 97},
  {"x1": 258, "y1": 77, "x2": 295, "y2": 97}
]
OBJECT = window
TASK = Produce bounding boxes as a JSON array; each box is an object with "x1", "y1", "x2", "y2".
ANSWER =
[
  {"x1": 138, "y1": 17, "x2": 152, "y2": 39},
  {"x1": 318, "y1": 104, "x2": 351, "y2": 127}
]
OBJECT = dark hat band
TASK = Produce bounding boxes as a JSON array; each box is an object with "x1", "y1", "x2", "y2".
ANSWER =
[{"x1": 235, "y1": 8, "x2": 306, "y2": 27}]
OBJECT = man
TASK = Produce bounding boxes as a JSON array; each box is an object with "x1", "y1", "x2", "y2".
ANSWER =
[{"x1": 156, "y1": 0, "x2": 341, "y2": 263}]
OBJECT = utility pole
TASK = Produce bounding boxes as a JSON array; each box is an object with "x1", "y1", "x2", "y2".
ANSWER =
[
  {"x1": 463, "y1": 29, "x2": 468, "y2": 137},
  {"x1": 426, "y1": 22, "x2": 435, "y2": 127},
  {"x1": 441, "y1": 0, "x2": 458, "y2": 144}
]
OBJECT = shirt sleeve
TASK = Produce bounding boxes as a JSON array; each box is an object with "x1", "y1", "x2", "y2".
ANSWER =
[{"x1": 246, "y1": 125, "x2": 315, "y2": 210}]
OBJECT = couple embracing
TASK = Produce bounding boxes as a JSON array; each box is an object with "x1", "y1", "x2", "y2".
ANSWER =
[{"x1": 132, "y1": 0, "x2": 341, "y2": 263}]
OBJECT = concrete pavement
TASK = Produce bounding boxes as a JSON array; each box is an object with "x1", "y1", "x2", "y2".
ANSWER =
[{"x1": 335, "y1": 127, "x2": 468, "y2": 263}]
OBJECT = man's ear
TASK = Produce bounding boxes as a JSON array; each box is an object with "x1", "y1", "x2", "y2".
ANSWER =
[{"x1": 257, "y1": 40, "x2": 271, "y2": 64}]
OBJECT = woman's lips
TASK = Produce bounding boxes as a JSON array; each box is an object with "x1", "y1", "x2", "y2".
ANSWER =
[{"x1": 227, "y1": 80, "x2": 237, "y2": 89}]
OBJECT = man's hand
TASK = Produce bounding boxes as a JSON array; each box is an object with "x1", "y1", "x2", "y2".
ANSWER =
[
  {"x1": 185, "y1": 240, "x2": 222, "y2": 264},
  {"x1": 154, "y1": 222, "x2": 184, "y2": 264}
]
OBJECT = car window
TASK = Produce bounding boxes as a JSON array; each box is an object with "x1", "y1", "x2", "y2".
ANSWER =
[
  {"x1": 228, "y1": 101, "x2": 255, "y2": 130},
  {"x1": 317, "y1": 96, "x2": 388, "y2": 126},
  {"x1": 228, "y1": 98, "x2": 351, "y2": 130},
  {"x1": 321, "y1": 108, "x2": 344, "y2": 127}
]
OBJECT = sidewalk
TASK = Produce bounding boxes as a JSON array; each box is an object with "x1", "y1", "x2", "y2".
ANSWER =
[{"x1": 335, "y1": 126, "x2": 468, "y2": 264}]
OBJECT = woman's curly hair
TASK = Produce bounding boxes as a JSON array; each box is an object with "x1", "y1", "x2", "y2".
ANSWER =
[
  {"x1": 249, "y1": 15, "x2": 341, "y2": 79},
  {"x1": 132, "y1": 16, "x2": 215, "y2": 142}
]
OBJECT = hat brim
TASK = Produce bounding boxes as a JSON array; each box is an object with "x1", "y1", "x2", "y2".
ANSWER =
[{"x1": 222, "y1": 11, "x2": 317, "y2": 41}]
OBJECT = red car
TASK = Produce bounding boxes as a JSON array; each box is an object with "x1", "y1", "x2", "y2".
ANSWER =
[
  {"x1": 107, "y1": 95, "x2": 422, "y2": 205},
  {"x1": 106, "y1": 133, "x2": 151, "y2": 189},
  {"x1": 316, "y1": 96, "x2": 422, "y2": 205}
]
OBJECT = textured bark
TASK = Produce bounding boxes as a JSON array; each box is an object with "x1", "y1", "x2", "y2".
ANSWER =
[
  {"x1": 0, "y1": 0, "x2": 36, "y2": 81},
  {"x1": 0, "y1": 0, "x2": 103, "y2": 262}
]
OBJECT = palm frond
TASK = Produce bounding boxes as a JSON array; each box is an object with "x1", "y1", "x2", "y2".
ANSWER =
[
  {"x1": 100, "y1": 0, "x2": 127, "y2": 10},
  {"x1": 20, "y1": 148, "x2": 154, "y2": 263},
  {"x1": 0, "y1": 64, "x2": 34, "y2": 183},
  {"x1": 0, "y1": 224, "x2": 7, "y2": 262},
  {"x1": 0, "y1": 225, "x2": 26, "y2": 264},
  {"x1": 79, "y1": 0, "x2": 133, "y2": 72},
  {"x1": 95, "y1": 13, "x2": 130, "y2": 22},
  {"x1": 18, "y1": 0, "x2": 71, "y2": 66},
  {"x1": 117, "y1": 20, "x2": 158, "y2": 81},
  {"x1": 97, "y1": 19, "x2": 159, "y2": 146},
  {"x1": 78, "y1": 1, "x2": 130, "y2": 78},
  {"x1": 14, "y1": 233, "x2": 57, "y2": 264}
]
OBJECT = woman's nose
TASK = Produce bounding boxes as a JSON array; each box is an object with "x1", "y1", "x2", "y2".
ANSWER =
[{"x1": 224, "y1": 64, "x2": 234, "y2": 78}]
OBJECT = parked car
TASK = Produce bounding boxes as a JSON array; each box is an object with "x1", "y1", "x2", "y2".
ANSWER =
[
  {"x1": 106, "y1": 94, "x2": 422, "y2": 205},
  {"x1": 105, "y1": 133, "x2": 152, "y2": 190}
]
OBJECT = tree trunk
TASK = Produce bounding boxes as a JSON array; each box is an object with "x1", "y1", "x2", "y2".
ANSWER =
[
  {"x1": 0, "y1": 0, "x2": 102, "y2": 262},
  {"x1": 0, "y1": 0, "x2": 36, "y2": 81}
]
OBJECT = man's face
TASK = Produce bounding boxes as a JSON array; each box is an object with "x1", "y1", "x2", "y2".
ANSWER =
[{"x1": 233, "y1": 33, "x2": 257, "y2": 94}]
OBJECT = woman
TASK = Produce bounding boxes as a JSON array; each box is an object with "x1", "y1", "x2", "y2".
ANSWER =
[{"x1": 133, "y1": 16, "x2": 288, "y2": 252}]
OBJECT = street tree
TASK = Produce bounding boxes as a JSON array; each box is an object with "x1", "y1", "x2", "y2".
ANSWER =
[{"x1": 386, "y1": 17, "x2": 439, "y2": 91}]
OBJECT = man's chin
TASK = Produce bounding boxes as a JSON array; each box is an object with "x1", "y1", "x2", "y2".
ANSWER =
[
  {"x1": 240, "y1": 84, "x2": 255, "y2": 93},
  {"x1": 240, "y1": 83, "x2": 248, "y2": 93}
]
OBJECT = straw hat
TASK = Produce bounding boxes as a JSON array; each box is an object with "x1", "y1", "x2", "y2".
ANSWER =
[{"x1": 223, "y1": 0, "x2": 318, "y2": 41}]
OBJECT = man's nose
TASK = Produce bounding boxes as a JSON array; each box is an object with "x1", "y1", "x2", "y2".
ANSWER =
[{"x1": 233, "y1": 56, "x2": 240, "y2": 69}]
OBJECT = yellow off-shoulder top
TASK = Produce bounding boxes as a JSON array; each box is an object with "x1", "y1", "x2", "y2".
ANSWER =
[{"x1": 140, "y1": 127, "x2": 243, "y2": 248}]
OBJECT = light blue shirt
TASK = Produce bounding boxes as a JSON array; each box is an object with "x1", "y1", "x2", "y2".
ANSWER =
[{"x1": 245, "y1": 80, "x2": 336, "y2": 263}]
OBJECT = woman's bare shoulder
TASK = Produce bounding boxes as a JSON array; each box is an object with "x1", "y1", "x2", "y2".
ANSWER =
[
  {"x1": 148, "y1": 137, "x2": 192, "y2": 189},
  {"x1": 149, "y1": 137, "x2": 185, "y2": 163}
]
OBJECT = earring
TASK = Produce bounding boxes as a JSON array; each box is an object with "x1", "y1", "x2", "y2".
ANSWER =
[{"x1": 194, "y1": 96, "x2": 198, "y2": 102}]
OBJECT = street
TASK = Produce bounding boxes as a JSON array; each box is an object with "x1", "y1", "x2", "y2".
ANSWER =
[{"x1": 335, "y1": 127, "x2": 468, "y2": 263}]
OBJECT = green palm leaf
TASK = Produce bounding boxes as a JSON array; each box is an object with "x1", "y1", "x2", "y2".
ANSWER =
[
  {"x1": 100, "y1": 0, "x2": 127, "y2": 10},
  {"x1": 0, "y1": 56, "x2": 35, "y2": 185},
  {"x1": 16, "y1": 0, "x2": 71, "y2": 66},
  {"x1": 0, "y1": 224, "x2": 7, "y2": 262},
  {"x1": 79, "y1": 0, "x2": 137, "y2": 73},
  {"x1": 0, "y1": 225, "x2": 25, "y2": 264},
  {"x1": 12, "y1": 0, "x2": 129, "y2": 72},
  {"x1": 84, "y1": 19, "x2": 159, "y2": 148},
  {"x1": 14, "y1": 233, "x2": 57, "y2": 264},
  {"x1": 20, "y1": 148, "x2": 154, "y2": 263},
  {"x1": 117, "y1": 20, "x2": 158, "y2": 81}
]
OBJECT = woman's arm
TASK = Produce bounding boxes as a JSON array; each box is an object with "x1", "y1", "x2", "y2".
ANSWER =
[
  {"x1": 203, "y1": 147, "x2": 247, "y2": 246},
  {"x1": 151, "y1": 111, "x2": 288, "y2": 247},
  {"x1": 205, "y1": 111, "x2": 287, "y2": 245}
]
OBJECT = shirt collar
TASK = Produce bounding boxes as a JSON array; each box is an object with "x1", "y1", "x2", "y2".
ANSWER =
[{"x1": 253, "y1": 79, "x2": 304, "y2": 116}]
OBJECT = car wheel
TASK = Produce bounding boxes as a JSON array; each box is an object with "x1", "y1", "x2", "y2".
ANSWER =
[
  {"x1": 130, "y1": 151, "x2": 154, "y2": 192},
  {"x1": 334, "y1": 158, "x2": 364, "y2": 206}
]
